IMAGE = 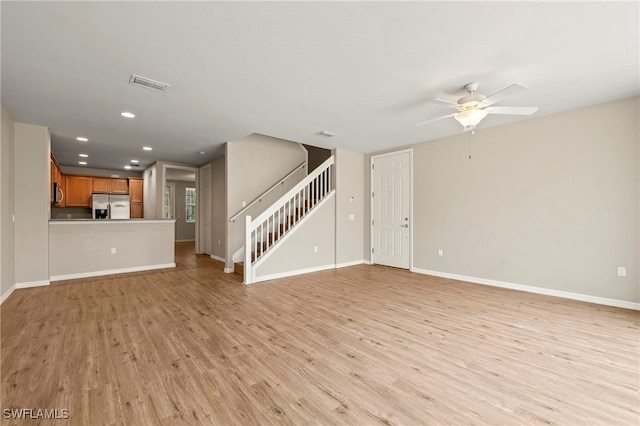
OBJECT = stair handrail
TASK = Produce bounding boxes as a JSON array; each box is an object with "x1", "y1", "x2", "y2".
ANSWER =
[
  {"x1": 245, "y1": 155, "x2": 335, "y2": 283},
  {"x1": 249, "y1": 156, "x2": 333, "y2": 228},
  {"x1": 229, "y1": 161, "x2": 307, "y2": 223}
]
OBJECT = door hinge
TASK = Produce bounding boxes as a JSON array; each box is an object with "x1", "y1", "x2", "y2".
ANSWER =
[
  {"x1": 371, "y1": 164, "x2": 374, "y2": 170},
  {"x1": 372, "y1": 248, "x2": 374, "y2": 253},
  {"x1": 371, "y1": 220, "x2": 374, "y2": 226},
  {"x1": 371, "y1": 192, "x2": 374, "y2": 198}
]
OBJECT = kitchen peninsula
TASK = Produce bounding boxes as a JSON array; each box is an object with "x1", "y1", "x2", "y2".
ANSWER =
[{"x1": 49, "y1": 219, "x2": 176, "y2": 281}]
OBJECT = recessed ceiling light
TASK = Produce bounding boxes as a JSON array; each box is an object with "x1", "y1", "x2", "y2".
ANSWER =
[
  {"x1": 121, "y1": 112, "x2": 135, "y2": 118},
  {"x1": 79, "y1": 154, "x2": 88, "y2": 158},
  {"x1": 142, "y1": 146, "x2": 152, "y2": 151},
  {"x1": 79, "y1": 161, "x2": 87, "y2": 165},
  {"x1": 76, "y1": 137, "x2": 89, "y2": 142},
  {"x1": 124, "y1": 165, "x2": 132, "y2": 170},
  {"x1": 130, "y1": 159, "x2": 139, "y2": 163}
]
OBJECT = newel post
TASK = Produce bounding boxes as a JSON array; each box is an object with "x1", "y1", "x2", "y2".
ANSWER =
[{"x1": 244, "y1": 215, "x2": 252, "y2": 284}]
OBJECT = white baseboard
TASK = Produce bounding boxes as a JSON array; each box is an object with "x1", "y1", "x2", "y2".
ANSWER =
[
  {"x1": 16, "y1": 279, "x2": 50, "y2": 289},
  {"x1": 411, "y1": 267, "x2": 640, "y2": 311},
  {"x1": 336, "y1": 260, "x2": 366, "y2": 269},
  {"x1": 223, "y1": 267, "x2": 235, "y2": 274},
  {"x1": 252, "y1": 264, "x2": 336, "y2": 284},
  {"x1": 0, "y1": 284, "x2": 16, "y2": 305},
  {"x1": 50, "y1": 263, "x2": 176, "y2": 282},
  {"x1": 210, "y1": 254, "x2": 225, "y2": 262}
]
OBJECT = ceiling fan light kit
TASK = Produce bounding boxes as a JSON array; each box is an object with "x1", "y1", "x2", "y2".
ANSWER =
[
  {"x1": 418, "y1": 82, "x2": 538, "y2": 131},
  {"x1": 454, "y1": 108, "x2": 489, "y2": 129}
]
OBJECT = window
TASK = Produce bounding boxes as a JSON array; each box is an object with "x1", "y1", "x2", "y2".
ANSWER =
[
  {"x1": 185, "y1": 187, "x2": 196, "y2": 223},
  {"x1": 164, "y1": 183, "x2": 175, "y2": 219}
]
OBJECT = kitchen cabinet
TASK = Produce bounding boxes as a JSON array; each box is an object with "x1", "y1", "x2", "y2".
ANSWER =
[
  {"x1": 50, "y1": 153, "x2": 65, "y2": 207},
  {"x1": 110, "y1": 178, "x2": 129, "y2": 194},
  {"x1": 92, "y1": 177, "x2": 129, "y2": 194},
  {"x1": 92, "y1": 177, "x2": 111, "y2": 193},
  {"x1": 128, "y1": 178, "x2": 144, "y2": 218},
  {"x1": 130, "y1": 203, "x2": 144, "y2": 219},
  {"x1": 64, "y1": 176, "x2": 93, "y2": 207}
]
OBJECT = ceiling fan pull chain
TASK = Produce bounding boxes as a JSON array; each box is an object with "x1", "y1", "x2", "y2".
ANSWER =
[{"x1": 468, "y1": 130, "x2": 472, "y2": 159}]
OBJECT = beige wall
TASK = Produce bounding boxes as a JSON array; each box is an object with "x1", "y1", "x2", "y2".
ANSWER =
[
  {"x1": 334, "y1": 148, "x2": 365, "y2": 265},
  {"x1": 14, "y1": 122, "x2": 50, "y2": 286},
  {"x1": 365, "y1": 97, "x2": 639, "y2": 303},
  {"x1": 254, "y1": 195, "x2": 336, "y2": 280},
  {"x1": 211, "y1": 156, "x2": 226, "y2": 260},
  {"x1": 49, "y1": 220, "x2": 175, "y2": 279},
  {"x1": 1, "y1": 107, "x2": 16, "y2": 300},
  {"x1": 225, "y1": 133, "x2": 307, "y2": 269}
]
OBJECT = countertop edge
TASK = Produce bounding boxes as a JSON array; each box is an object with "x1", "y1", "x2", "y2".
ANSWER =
[{"x1": 50, "y1": 219, "x2": 176, "y2": 225}]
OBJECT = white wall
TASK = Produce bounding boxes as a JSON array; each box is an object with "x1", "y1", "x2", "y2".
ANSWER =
[
  {"x1": 211, "y1": 156, "x2": 226, "y2": 260},
  {"x1": 0, "y1": 107, "x2": 16, "y2": 302},
  {"x1": 334, "y1": 148, "x2": 365, "y2": 266},
  {"x1": 60, "y1": 165, "x2": 142, "y2": 179},
  {"x1": 365, "y1": 97, "x2": 639, "y2": 304},
  {"x1": 14, "y1": 122, "x2": 50, "y2": 287},
  {"x1": 143, "y1": 163, "x2": 157, "y2": 219},
  {"x1": 225, "y1": 133, "x2": 307, "y2": 269}
]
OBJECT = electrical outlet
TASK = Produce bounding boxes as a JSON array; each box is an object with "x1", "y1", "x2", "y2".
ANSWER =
[
  {"x1": 438, "y1": 249, "x2": 444, "y2": 257},
  {"x1": 348, "y1": 214, "x2": 355, "y2": 221},
  {"x1": 617, "y1": 266, "x2": 626, "y2": 277},
  {"x1": 314, "y1": 246, "x2": 318, "y2": 253},
  {"x1": 111, "y1": 247, "x2": 117, "y2": 255},
  {"x1": 242, "y1": 201, "x2": 247, "y2": 207},
  {"x1": 218, "y1": 240, "x2": 221, "y2": 245}
]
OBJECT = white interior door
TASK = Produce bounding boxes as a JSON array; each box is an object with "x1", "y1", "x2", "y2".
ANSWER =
[{"x1": 371, "y1": 150, "x2": 411, "y2": 269}]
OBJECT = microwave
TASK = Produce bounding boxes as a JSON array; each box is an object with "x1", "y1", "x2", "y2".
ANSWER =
[{"x1": 52, "y1": 182, "x2": 64, "y2": 204}]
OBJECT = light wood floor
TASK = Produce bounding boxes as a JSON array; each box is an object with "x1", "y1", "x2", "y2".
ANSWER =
[{"x1": 1, "y1": 242, "x2": 638, "y2": 425}]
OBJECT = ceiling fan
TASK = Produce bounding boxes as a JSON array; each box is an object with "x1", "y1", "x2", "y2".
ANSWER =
[{"x1": 417, "y1": 82, "x2": 538, "y2": 130}]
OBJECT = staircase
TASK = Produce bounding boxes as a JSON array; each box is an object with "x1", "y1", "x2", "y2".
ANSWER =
[{"x1": 239, "y1": 156, "x2": 334, "y2": 284}]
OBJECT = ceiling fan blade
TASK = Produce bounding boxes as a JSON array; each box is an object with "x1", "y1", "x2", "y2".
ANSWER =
[
  {"x1": 485, "y1": 106, "x2": 538, "y2": 115},
  {"x1": 427, "y1": 98, "x2": 459, "y2": 107},
  {"x1": 478, "y1": 83, "x2": 528, "y2": 107},
  {"x1": 416, "y1": 113, "x2": 456, "y2": 127}
]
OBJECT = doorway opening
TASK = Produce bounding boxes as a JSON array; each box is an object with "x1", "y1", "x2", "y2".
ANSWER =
[{"x1": 163, "y1": 164, "x2": 199, "y2": 252}]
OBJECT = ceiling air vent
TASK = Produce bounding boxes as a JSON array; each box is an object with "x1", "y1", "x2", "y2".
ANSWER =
[{"x1": 129, "y1": 74, "x2": 171, "y2": 92}]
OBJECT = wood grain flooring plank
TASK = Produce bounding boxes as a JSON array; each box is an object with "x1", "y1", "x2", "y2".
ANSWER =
[{"x1": 2, "y1": 243, "x2": 638, "y2": 425}]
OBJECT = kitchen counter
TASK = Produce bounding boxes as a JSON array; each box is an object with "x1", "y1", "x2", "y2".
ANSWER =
[
  {"x1": 49, "y1": 219, "x2": 174, "y2": 223},
  {"x1": 49, "y1": 219, "x2": 176, "y2": 281}
]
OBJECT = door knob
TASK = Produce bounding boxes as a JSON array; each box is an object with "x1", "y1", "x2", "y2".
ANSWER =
[{"x1": 401, "y1": 224, "x2": 409, "y2": 228}]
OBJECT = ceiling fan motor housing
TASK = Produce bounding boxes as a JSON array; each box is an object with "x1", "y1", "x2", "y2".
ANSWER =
[{"x1": 458, "y1": 94, "x2": 486, "y2": 108}]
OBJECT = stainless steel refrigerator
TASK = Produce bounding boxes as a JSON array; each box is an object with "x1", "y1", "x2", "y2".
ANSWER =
[{"x1": 92, "y1": 194, "x2": 130, "y2": 219}]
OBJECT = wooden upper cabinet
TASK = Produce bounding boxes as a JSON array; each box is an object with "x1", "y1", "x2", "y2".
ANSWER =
[
  {"x1": 50, "y1": 153, "x2": 65, "y2": 207},
  {"x1": 92, "y1": 177, "x2": 111, "y2": 194},
  {"x1": 110, "y1": 178, "x2": 129, "y2": 194},
  {"x1": 128, "y1": 178, "x2": 143, "y2": 203},
  {"x1": 65, "y1": 176, "x2": 93, "y2": 207}
]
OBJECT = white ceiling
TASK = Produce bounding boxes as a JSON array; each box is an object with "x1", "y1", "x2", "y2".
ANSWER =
[{"x1": 2, "y1": 2, "x2": 638, "y2": 172}]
